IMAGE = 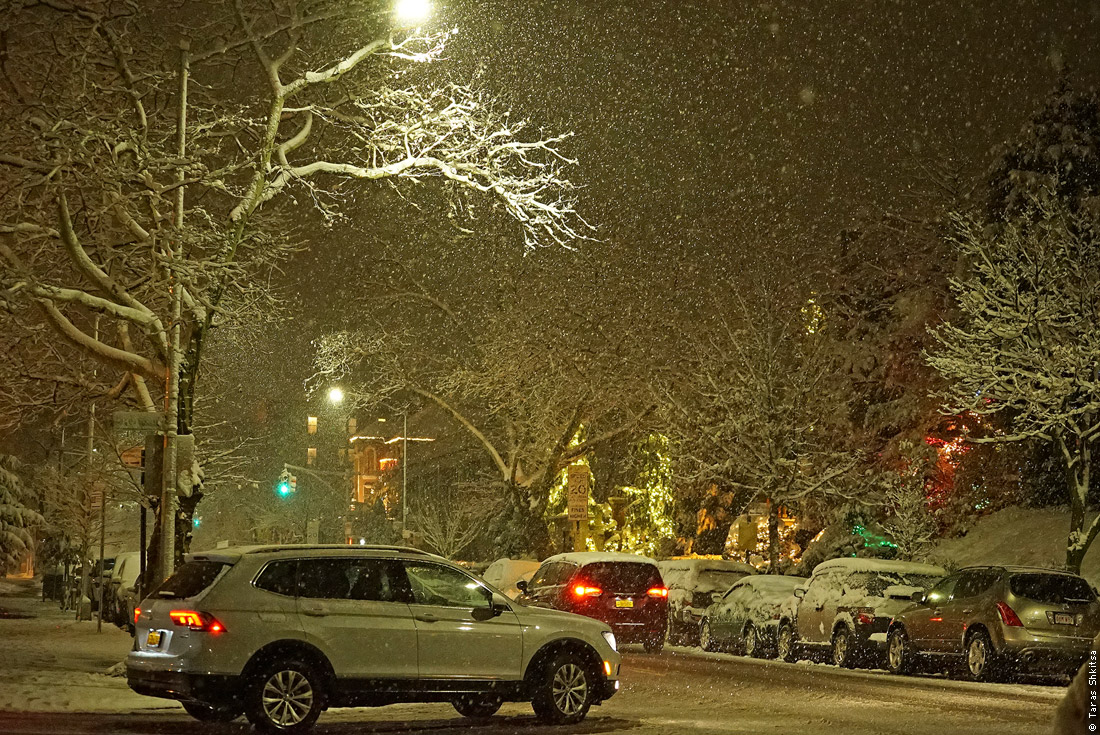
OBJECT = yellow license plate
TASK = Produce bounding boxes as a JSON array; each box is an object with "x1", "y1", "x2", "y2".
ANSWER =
[
  {"x1": 146, "y1": 630, "x2": 162, "y2": 647},
  {"x1": 615, "y1": 599, "x2": 634, "y2": 608}
]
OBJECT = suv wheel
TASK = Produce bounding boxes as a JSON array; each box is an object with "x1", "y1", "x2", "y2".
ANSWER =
[
  {"x1": 886, "y1": 628, "x2": 913, "y2": 675},
  {"x1": 245, "y1": 660, "x2": 324, "y2": 735},
  {"x1": 183, "y1": 701, "x2": 243, "y2": 723},
  {"x1": 777, "y1": 622, "x2": 797, "y2": 662},
  {"x1": 743, "y1": 624, "x2": 759, "y2": 658},
  {"x1": 832, "y1": 626, "x2": 856, "y2": 668},
  {"x1": 531, "y1": 652, "x2": 594, "y2": 725},
  {"x1": 453, "y1": 694, "x2": 503, "y2": 718},
  {"x1": 966, "y1": 630, "x2": 998, "y2": 682}
]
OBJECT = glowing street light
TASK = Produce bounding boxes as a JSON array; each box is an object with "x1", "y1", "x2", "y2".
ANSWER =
[
  {"x1": 328, "y1": 386, "x2": 345, "y2": 405},
  {"x1": 395, "y1": 0, "x2": 431, "y2": 25}
]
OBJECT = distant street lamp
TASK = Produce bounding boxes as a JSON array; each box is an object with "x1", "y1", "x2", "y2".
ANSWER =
[
  {"x1": 328, "y1": 386, "x2": 345, "y2": 405},
  {"x1": 395, "y1": 0, "x2": 431, "y2": 25}
]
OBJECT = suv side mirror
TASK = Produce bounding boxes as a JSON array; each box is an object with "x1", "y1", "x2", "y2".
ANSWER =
[
  {"x1": 515, "y1": 579, "x2": 528, "y2": 594},
  {"x1": 471, "y1": 598, "x2": 508, "y2": 622},
  {"x1": 911, "y1": 591, "x2": 927, "y2": 604}
]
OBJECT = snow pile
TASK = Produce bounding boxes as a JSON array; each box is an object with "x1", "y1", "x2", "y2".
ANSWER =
[
  {"x1": 0, "y1": 577, "x2": 172, "y2": 713},
  {"x1": 930, "y1": 506, "x2": 1099, "y2": 582}
]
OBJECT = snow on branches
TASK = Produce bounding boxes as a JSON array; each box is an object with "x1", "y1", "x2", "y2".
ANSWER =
[{"x1": 928, "y1": 199, "x2": 1100, "y2": 572}]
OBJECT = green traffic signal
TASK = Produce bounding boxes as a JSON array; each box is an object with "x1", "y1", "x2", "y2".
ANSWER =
[{"x1": 276, "y1": 480, "x2": 292, "y2": 497}]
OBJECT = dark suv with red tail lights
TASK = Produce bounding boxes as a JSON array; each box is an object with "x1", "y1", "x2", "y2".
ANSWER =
[
  {"x1": 518, "y1": 552, "x2": 668, "y2": 653},
  {"x1": 886, "y1": 565, "x2": 1100, "y2": 681}
]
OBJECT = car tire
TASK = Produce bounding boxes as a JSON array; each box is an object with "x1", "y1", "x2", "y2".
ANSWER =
[
  {"x1": 777, "y1": 622, "x2": 798, "y2": 662},
  {"x1": 832, "y1": 626, "x2": 856, "y2": 668},
  {"x1": 245, "y1": 659, "x2": 325, "y2": 735},
  {"x1": 743, "y1": 624, "x2": 761, "y2": 658},
  {"x1": 453, "y1": 694, "x2": 503, "y2": 718},
  {"x1": 531, "y1": 651, "x2": 594, "y2": 725},
  {"x1": 966, "y1": 629, "x2": 999, "y2": 682},
  {"x1": 183, "y1": 701, "x2": 243, "y2": 723},
  {"x1": 699, "y1": 619, "x2": 718, "y2": 652},
  {"x1": 886, "y1": 627, "x2": 915, "y2": 675}
]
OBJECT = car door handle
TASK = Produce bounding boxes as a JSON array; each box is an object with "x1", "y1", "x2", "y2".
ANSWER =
[
  {"x1": 415, "y1": 613, "x2": 439, "y2": 623},
  {"x1": 301, "y1": 603, "x2": 327, "y2": 617},
  {"x1": 961, "y1": 609, "x2": 973, "y2": 615}
]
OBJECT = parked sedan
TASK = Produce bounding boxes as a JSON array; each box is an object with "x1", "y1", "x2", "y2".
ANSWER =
[
  {"x1": 700, "y1": 575, "x2": 804, "y2": 657},
  {"x1": 482, "y1": 558, "x2": 541, "y2": 600},
  {"x1": 659, "y1": 558, "x2": 757, "y2": 645},
  {"x1": 887, "y1": 565, "x2": 1100, "y2": 681}
]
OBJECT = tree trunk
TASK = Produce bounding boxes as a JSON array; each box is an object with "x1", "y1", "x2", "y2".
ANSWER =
[
  {"x1": 767, "y1": 498, "x2": 780, "y2": 573},
  {"x1": 1064, "y1": 435, "x2": 1093, "y2": 575}
]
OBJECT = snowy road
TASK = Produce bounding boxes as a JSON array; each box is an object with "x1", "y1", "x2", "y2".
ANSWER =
[{"x1": 0, "y1": 648, "x2": 1062, "y2": 735}]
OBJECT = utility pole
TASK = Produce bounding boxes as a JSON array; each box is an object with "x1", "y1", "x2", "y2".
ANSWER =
[
  {"x1": 401, "y1": 412, "x2": 409, "y2": 540},
  {"x1": 159, "y1": 38, "x2": 189, "y2": 583}
]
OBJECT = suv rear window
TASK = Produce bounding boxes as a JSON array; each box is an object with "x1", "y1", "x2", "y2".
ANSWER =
[
  {"x1": 579, "y1": 562, "x2": 661, "y2": 592},
  {"x1": 1010, "y1": 573, "x2": 1096, "y2": 604},
  {"x1": 148, "y1": 561, "x2": 230, "y2": 600}
]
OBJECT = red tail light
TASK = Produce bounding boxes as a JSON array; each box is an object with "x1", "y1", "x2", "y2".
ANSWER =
[
  {"x1": 169, "y1": 609, "x2": 226, "y2": 633},
  {"x1": 647, "y1": 586, "x2": 668, "y2": 598},
  {"x1": 855, "y1": 612, "x2": 876, "y2": 626},
  {"x1": 573, "y1": 585, "x2": 603, "y2": 598},
  {"x1": 134, "y1": 608, "x2": 141, "y2": 625},
  {"x1": 996, "y1": 601, "x2": 1023, "y2": 627}
]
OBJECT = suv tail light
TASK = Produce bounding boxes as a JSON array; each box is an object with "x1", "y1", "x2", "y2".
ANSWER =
[
  {"x1": 134, "y1": 607, "x2": 141, "y2": 625},
  {"x1": 169, "y1": 609, "x2": 226, "y2": 633},
  {"x1": 647, "y1": 587, "x2": 669, "y2": 598},
  {"x1": 996, "y1": 601, "x2": 1023, "y2": 627},
  {"x1": 573, "y1": 585, "x2": 603, "y2": 598},
  {"x1": 854, "y1": 612, "x2": 876, "y2": 626}
]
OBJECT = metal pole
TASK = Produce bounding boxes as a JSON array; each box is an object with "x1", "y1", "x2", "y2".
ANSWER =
[
  {"x1": 159, "y1": 38, "x2": 189, "y2": 583},
  {"x1": 401, "y1": 412, "x2": 408, "y2": 539}
]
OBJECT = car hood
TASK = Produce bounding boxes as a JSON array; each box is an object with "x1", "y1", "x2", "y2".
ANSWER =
[{"x1": 512, "y1": 601, "x2": 611, "y2": 633}]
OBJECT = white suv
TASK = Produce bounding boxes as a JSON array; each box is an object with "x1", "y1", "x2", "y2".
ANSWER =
[{"x1": 127, "y1": 545, "x2": 620, "y2": 733}]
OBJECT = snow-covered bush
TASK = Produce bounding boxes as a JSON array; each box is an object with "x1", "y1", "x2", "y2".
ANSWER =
[{"x1": 0, "y1": 456, "x2": 42, "y2": 575}]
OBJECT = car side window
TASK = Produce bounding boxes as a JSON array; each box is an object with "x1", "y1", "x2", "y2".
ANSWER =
[
  {"x1": 255, "y1": 560, "x2": 298, "y2": 597},
  {"x1": 924, "y1": 574, "x2": 959, "y2": 604},
  {"x1": 297, "y1": 559, "x2": 402, "y2": 602},
  {"x1": 404, "y1": 562, "x2": 492, "y2": 609},
  {"x1": 953, "y1": 571, "x2": 998, "y2": 599}
]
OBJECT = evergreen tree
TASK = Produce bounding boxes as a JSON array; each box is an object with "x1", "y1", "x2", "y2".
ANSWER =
[{"x1": 0, "y1": 455, "x2": 42, "y2": 575}]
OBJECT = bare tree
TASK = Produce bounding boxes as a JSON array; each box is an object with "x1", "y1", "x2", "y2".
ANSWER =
[
  {"x1": 409, "y1": 485, "x2": 488, "y2": 560},
  {"x1": 1, "y1": 1, "x2": 588, "y2": 576},
  {"x1": 928, "y1": 200, "x2": 1100, "y2": 573},
  {"x1": 663, "y1": 292, "x2": 863, "y2": 569}
]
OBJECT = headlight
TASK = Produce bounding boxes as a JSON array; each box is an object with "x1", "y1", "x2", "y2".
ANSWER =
[{"x1": 602, "y1": 630, "x2": 617, "y2": 652}]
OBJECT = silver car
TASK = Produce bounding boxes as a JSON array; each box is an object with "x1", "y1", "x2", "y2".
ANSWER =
[
  {"x1": 127, "y1": 545, "x2": 620, "y2": 733},
  {"x1": 887, "y1": 565, "x2": 1100, "y2": 680}
]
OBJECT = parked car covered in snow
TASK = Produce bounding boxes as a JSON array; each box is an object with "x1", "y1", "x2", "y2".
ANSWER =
[
  {"x1": 699, "y1": 575, "x2": 805, "y2": 657},
  {"x1": 104, "y1": 551, "x2": 142, "y2": 631},
  {"x1": 482, "y1": 558, "x2": 541, "y2": 599},
  {"x1": 887, "y1": 565, "x2": 1100, "y2": 681},
  {"x1": 777, "y1": 557, "x2": 945, "y2": 668},
  {"x1": 519, "y1": 552, "x2": 668, "y2": 652},
  {"x1": 658, "y1": 558, "x2": 757, "y2": 644}
]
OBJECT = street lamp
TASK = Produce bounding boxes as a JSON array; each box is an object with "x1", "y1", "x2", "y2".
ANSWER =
[
  {"x1": 395, "y1": 0, "x2": 431, "y2": 25},
  {"x1": 327, "y1": 386, "x2": 344, "y2": 405}
]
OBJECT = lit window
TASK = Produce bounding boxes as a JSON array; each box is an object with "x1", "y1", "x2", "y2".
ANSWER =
[
  {"x1": 307, "y1": 447, "x2": 317, "y2": 466},
  {"x1": 347, "y1": 418, "x2": 357, "y2": 434},
  {"x1": 307, "y1": 416, "x2": 318, "y2": 435}
]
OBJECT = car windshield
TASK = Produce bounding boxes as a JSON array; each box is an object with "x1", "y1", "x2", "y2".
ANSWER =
[
  {"x1": 848, "y1": 572, "x2": 940, "y2": 596},
  {"x1": 1010, "y1": 573, "x2": 1096, "y2": 604},
  {"x1": 148, "y1": 561, "x2": 230, "y2": 600},
  {"x1": 696, "y1": 570, "x2": 751, "y2": 593},
  {"x1": 580, "y1": 562, "x2": 662, "y2": 592}
]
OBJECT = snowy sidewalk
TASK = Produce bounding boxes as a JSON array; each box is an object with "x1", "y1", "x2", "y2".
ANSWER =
[{"x1": 0, "y1": 577, "x2": 177, "y2": 714}]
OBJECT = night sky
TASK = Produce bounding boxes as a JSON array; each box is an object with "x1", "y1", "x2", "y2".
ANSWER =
[{"x1": 254, "y1": 0, "x2": 1100, "y2": 450}]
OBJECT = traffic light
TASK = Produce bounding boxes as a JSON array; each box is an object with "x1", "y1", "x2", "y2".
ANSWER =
[{"x1": 276, "y1": 469, "x2": 295, "y2": 498}]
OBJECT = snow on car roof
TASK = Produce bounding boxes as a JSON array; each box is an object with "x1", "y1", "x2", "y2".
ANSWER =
[
  {"x1": 734, "y1": 575, "x2": 806, "y2": 591},
  {"x1": 812, "y1": 557, "x2": 946, "y2": 577},
  {"x1": 660, "y1": 558, "x2": 758, "y2": 574},
  {"x1": 543, "y1": 551, "x2": 658, "y2": 566}
]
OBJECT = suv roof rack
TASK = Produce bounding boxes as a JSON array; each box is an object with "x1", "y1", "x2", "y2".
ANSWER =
[{"x1": 241, "y1": 544, "x2": 432, "y2": 556}]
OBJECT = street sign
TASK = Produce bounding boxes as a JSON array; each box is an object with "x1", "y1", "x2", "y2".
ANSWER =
[
  {"x1": 120, "y1": 445, "x2": 144, "y2": 469},
  {"x1": 567, "y1": 465, "x2": 590, "y2": 521},
  {"x1": 113, "y1": 411, "x2": 165, "y2": 433}
]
